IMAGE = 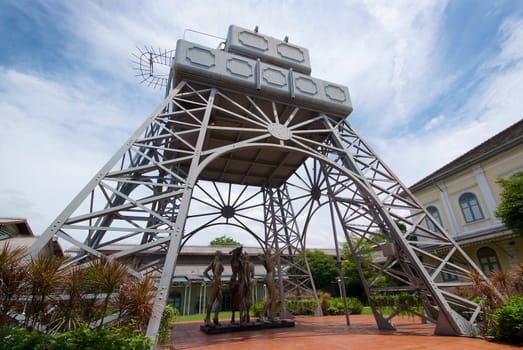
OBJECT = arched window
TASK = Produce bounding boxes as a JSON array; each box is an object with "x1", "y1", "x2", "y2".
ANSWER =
[
  {"x1": 477, "y1": 247, "x2": 501, "y2": 273},
  {"x1": 459, "y1": 192, "x2": 484, "y2": 223},
  {"x1": 426, "y1": 206, "x2": 443, "y2": 232}
]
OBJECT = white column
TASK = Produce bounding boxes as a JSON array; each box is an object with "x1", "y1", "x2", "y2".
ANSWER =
[
  {"x1": 187, "y1": 282, "x2": 192, "y2": 315},
  {"x1": 435, "y1": 182, "x2": 460, "y2": 235},
  {"x1": 198, "y1": 283, "x2": 203, "y2": 314},
  {"x1": 203, "y1": 283, "x2": 207, "y2": 314},
  {"x1": 183, "y1": 283, "x2": 188, "y2": 315},
  {"x1": 472, "y1": 166, "x2": 501, "y2": 224}
]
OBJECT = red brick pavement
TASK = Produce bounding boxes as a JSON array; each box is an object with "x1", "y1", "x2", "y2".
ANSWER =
[{"x1": 169, "y1": 315, "x2": 519, "y2": 349}]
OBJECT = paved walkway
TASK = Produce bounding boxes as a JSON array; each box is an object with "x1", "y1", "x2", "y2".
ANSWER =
[{"x1": 170, "y1": 315, "x2": 518, "y2": 349}]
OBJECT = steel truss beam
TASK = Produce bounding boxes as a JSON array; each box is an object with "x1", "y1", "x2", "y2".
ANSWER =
[
  {"x1": 263, "y1": 185, "x2": 322, "y2": 317},
  {"x1": 30, "y1": 80, "x2": 496, "y2": 343}
]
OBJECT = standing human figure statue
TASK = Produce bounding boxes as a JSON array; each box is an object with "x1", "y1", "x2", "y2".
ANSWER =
[
  {"x1": 203, "y1": 250, "x2": 224, "y2": 326},
  {"x1": 259, "y1": 249, "x2": 281, "y2": 322},
  {"x1": 230, "y1": 278, "x2": 241, "y2": 323},
  {"x1": 229, "y1": 246, "x2": 243, "y2": 323},
  {"x1": 229, "y1": 246, "x2": 243, "y2": 281},
  {"x1": 239, "y1": 253, "x2": 255, "y2": 324}
]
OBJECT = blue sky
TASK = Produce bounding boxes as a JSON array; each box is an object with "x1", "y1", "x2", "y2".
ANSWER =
[{"x1": 1, "y1": 1, "x2": 522, "y2": 246}]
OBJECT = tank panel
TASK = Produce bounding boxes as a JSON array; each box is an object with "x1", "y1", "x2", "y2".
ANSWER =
[
  {"x1": 225, "y1": 25, "x2": 312, "y2": 75},
  {"x1": 174, "y1": 40, "x2": 352, "y2": 117}
]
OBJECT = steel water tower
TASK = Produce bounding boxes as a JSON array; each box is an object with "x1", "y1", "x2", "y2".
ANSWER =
[{"x1": 31, "y1": 25, "x2": 496, "y2": 343}]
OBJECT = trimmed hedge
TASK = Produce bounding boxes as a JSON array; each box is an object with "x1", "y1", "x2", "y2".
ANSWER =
[
  {"x1": 286, "y1": 299, "x2": 317, "y2": 315},
  {"x1": 327, "y1": 297, "x2": 363, "y2": 315},
  {"x1": 369, "y1": 293, "x2": 422, "y2": 316},
  {"x1": 250, "y1": 298, "x2": 363, "y2": 317}
]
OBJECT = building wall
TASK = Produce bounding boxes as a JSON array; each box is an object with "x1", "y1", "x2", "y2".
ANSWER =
[
  {"x1": 411, "y1": 144, "x2": 523, "y2": 274},
  {"x1": 460, "y1": 234, "x2": 523, "y2": 272}
]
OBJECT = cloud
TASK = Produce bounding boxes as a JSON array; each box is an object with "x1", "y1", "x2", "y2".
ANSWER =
[
  {"x1": 497, "y1": 18, "x2": 523, "y2": 64},
  {"x1": 333, "y1": 1, "x2": 451, "y2": 134},
  {"x1": 44, "y1": 0, "x2": 452, "y2": 136},
  {"x1": 367, "y1": 14, "x2": 523, "y2": 188},
  {"x1": 423, "y1": 114, "x2": 446, "y2": 132},
  {"x1": 0, "y1": 67, "x2": 148, "y2": 234}
]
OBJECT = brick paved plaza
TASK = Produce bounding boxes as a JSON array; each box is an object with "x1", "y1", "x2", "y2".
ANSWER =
[{"x1": 171, "y1": 315, "x2": 518, "y2": 349}]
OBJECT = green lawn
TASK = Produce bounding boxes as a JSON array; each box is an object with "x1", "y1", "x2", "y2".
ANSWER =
[
  {"x1": 175, "y1": 307, "x2": 373, "y2": 323},
  {"x1": 361, "y1": 306, "x2": 372, "y2": 314},
  {"x1": 175, "y1": 312, "x2": 233, "y2": 323}
]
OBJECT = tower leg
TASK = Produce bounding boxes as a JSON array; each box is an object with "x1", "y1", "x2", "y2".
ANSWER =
[{"x1": 146, "y1": 88, "x2": 217, "y2": 341}]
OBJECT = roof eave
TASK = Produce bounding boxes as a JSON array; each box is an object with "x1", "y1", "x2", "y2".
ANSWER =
[{"x1": 410, "y1": 136, "x2": 523, "y2": 192}]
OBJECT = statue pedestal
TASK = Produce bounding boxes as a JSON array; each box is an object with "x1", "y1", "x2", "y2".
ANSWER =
[{"x1": 200, "y1": 319, "x2": 295, "y2": 334}]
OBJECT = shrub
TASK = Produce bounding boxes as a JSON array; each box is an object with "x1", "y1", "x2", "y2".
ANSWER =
[
  {"x1": 495, "y1": 296, "x2": 523, "y2": 344},
  {"x1": 286, "y1": 299, "x2": 316, "y2": 315},
  {"x1": 327, "y1": 297, "x2": 363, "y2": 315},
  {"x1": 0, "y1": 325, "x2": 152, "y2": 350},
  {"x1": 327, "y1": 297, "x2": 344, "y2": 315},
  {"x1": 157, "y1": 305, "x2": 178, "y2": 344},
  {"x1": 369, "y1": 293, "x2": 422, "y2": 316},
  {"x1": 0, "y1": 328, "x2": 53, "y2": 350},
  {"x1": 346, "y1": 297, "x2": 363, "y2": 314},
  {"x1": 318, "y1": 292, "x2": 331, "y2": 315},
  {"x1": 0, "y1": 244, "x2": 156, "y2": 336},
  {"x1": 250, "y1": 301, "x2": 264, "y2": 317}
]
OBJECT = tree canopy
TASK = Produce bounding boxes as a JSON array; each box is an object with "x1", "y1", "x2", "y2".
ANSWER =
[
  {"x1": 209, "y1": 235, "x2": 241, "y2": 246},
  {"x1": 495, "y1": 171, "x2": 523, "y2": 237},
  {"x1": 304, "y1": 249, "x2": 339, "y2": 293}
]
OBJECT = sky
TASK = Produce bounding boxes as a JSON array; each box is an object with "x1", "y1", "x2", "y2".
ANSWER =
[{"x1": 1, "y1": 0, "x2": 523, "y2": 248}]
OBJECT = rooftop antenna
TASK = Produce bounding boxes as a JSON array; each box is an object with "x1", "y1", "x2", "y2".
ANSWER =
[
  {"x1": 132, "y1": 29, "x2": 226, "y2": 91},
  {"x1": 131, "y1": 46, "x2": 175, "y2": 89}
]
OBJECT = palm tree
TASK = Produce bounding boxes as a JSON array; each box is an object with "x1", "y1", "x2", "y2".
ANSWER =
[
  {"x1": 24, "y1": 255, "x2": 66, "y2": 330},
  {"x1": 84, "y1": 256, "x2": 129, "y2": 328},
  {"x1": 0, "y1": 242, "x2": 28, "y2": 327},
  {"x1": 490, "y1": 270, "x2": 515, "y2": 296},
  {"x1": 48, "y1": 265, "x2": 85, "y2": 333},
  {"x1": 118, "y1": 274, "x2": 155, "y2": 333}
]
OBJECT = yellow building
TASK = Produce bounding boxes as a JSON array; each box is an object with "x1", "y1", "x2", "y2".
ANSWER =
[{"x1": 409, "y1": 119, "x2": 523, "y2": 278}]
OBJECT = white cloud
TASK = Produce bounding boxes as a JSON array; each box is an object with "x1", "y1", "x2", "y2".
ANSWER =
[
  {"x1": 374, "y1": 121, "x2": 491, "y2": 187},
  {"x1": 497, "y1": 18, "x2": 523, "y2": 63},
  {"x1": 370, "y1": 14, "x2": 523, "y2": 188},
  {"x1": 0, "y1": 68, "x2": 148, "y2": 234},
  {"x1": 423, "y1": 114, "x2": 446, "y2": 132},
  {"x1": 50, "y1": 0, "x2": 452, "y2": 136},
  {"x1": 342, "y1": 1, "x2": 450, "y2": 130}
]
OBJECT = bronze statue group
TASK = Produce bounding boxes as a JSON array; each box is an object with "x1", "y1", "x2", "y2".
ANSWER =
[{"x1": 203, "y1": 246, "x2": 280, "y2": 327}]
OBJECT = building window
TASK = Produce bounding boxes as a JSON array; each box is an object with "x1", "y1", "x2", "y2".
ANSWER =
[
  {"x1": 477, "y1": 247, "x2": 501, "y2": 273},
  {"x1": 441, "y1": 271, "x2": 458, "y2": 282},
  {"x1": 459, "y1": 192, "x2": 484, "y2": 223},
  {"x1": 426, "y1": 206, "x2": 443, "y2": 232},
  {"x1": 169, "y1": 291, "x2": 181, "y2": 311}
]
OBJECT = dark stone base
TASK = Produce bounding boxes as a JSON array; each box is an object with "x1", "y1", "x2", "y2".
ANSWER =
[{"x1": 200, "y1": 319, "x2": 295, "y2": 334}]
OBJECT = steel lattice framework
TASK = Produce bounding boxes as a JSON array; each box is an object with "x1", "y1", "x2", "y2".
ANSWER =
[{"x1": 29, "y1": 26, "x2": 498, "y2": 344}]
